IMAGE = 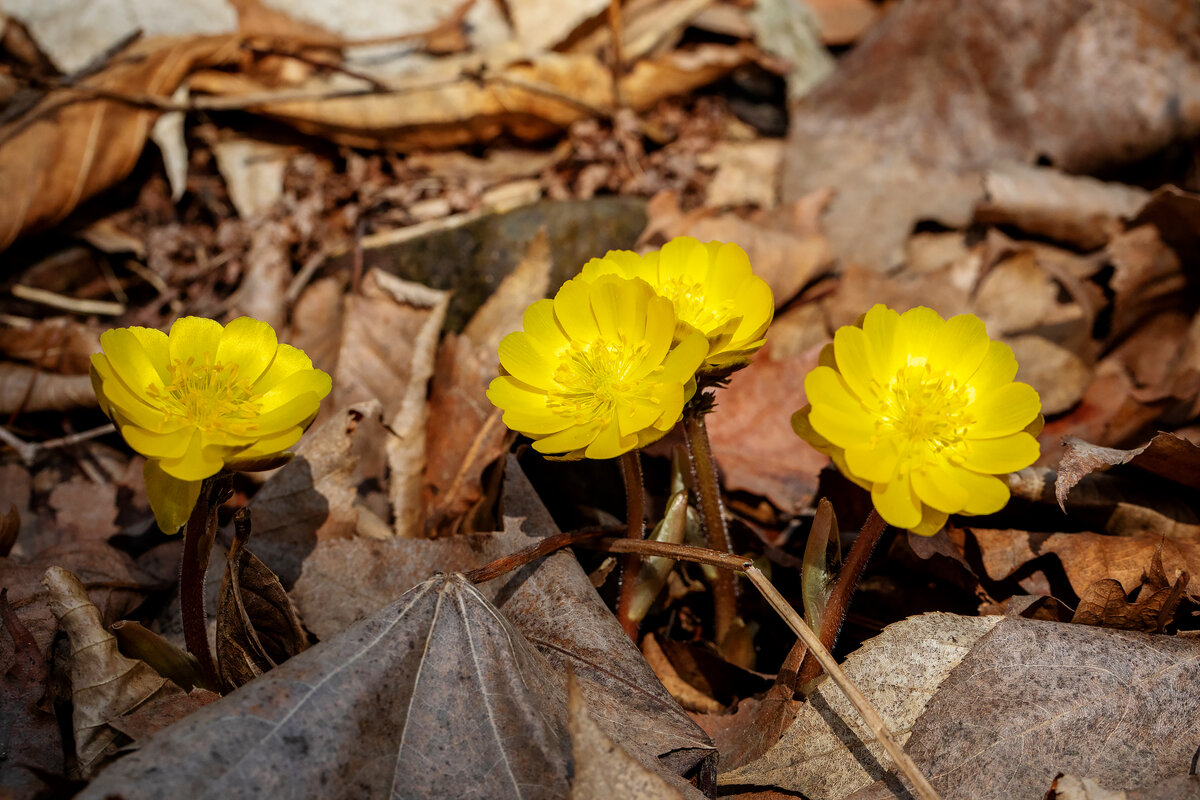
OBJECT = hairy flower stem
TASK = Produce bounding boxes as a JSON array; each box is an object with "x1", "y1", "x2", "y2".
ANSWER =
[
  {"x1": 783, "y1": 508, "x2": 888, "y2": 692},
  {"x1": 615, "y1": 450, "x2": 646, "y2": 641},
  {"x1": 683, "y1": 409, "x2": 738, "y2": 647},
  {"x1": 180, "y1": 474, "x2": 230, "y2": 690}
]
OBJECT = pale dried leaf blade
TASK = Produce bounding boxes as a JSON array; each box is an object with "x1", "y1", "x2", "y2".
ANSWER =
[
  {"x1": 0, "y1": 35, "x2": 241, "y2": 252},
  {"x1": 721, "y1": 613, "x2": 1001, "y2": 798},
  {"x1": 216, "y1": 518, "x2": 309, "y2": 693},
  {"x1": 1056, "y1": 433, "x2": 1200, "y2": 510},
  {"x1": 42, "y1": 566, "x2": 182, "y2": 777},
  {"x1": 848, "y1": 617, "x2": 1200, "y2": 800},
  {"x1": 0, "y1": 364, "x2": 96, "y2": 415},
  {"x1": 567, "y1": 671, "x2": 690, "y2": 800},
  {"x1": 77, "y1": 573, "x2": 573, "y2": 799}
]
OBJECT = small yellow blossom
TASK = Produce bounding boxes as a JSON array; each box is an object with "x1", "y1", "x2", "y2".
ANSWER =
[
  {"x1": 792, "y1": 304, "x2": 1042, "y2": 536},
  {"x1": 580, "y1": 236, "x2": 773, "y2": 372},
  {"x1": 91, "y1": 317, "x2": 331, "y2": 533},
  {"x1": 487, "y1": 273, "x2": 708, "y2": 460}
]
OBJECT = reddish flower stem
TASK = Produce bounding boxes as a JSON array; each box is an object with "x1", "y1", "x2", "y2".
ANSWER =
[
  {"x1": 683, "y1": 410, "x2": 738, "y2": 647},
  {"x1": 615, "y1": 450, "x2": 646, "y2": 641},
  {"x1": 783, "y1": 508, "x2": 888, "y2": 692},
  {"x1": 180, "y1": 474, "x2": 228, "y2": 690}
]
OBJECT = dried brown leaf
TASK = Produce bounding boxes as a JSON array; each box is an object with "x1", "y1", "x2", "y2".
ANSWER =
[
  {"x1": 0, "y1": 317, "x2": 100, "y2": 373},
  {"x1": 567, "y1": 670, "x2": 693, "y2": 800},
  {"x1": 0, "y1": 364, "x2": 96, "y2": 414},
  {"x1": 216, "y1": 513, "x2": 309, "y2": 693},
  {"x1": 0, "y1": 505, "x2": 18, "y2": 558},
  {"x1": 848, "y1": 617, "x2": 1200, "y2": 800},
  {"x1": 966, "y1": 528, "x2": 1200, "y2": 602},
  {"x1": 0, "y1": 589, "x2": 62, "y2": 800},
  {"x1": 423, "y1": 230, "x2": 550, "y2": 534},
  {"x1": 721, "y1": 613, "x2": 1001, "y2": 797},
  {"x1": 1057, "y1": 433, "x2": 1200, "y2": 509},
  {"x1": 190, "y1": 44, "x2": 752, "y2": 151},
  {"x1": 246, "y1": 400, "x2": 388, "y2": 588},
  {"x1": 291, "y1": 455, "x2": 715, "y2": 777},
  {"x1": 706, "y1": 339, "x2": 827, "y2": 512},
  {"x1": 0, "y1": 35, "x2": 240, "y2": 251},
  {"x1": 976, "y1": 164, "x2": 1148, "y2": 250},
  {"x1": 43, "y1": 566, "x2": 183, "y2": 776},
  {"x1": 782, "y1": 0, "x2": 1200, "y2": 269},
  {"x1": 79, "y1": 573, "x2": 574, "y2": 799}
]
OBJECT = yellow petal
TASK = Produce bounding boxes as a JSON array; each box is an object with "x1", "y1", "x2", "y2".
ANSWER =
[
  {"x1": 659, "y1": 329, "x2": 707, "y2": 385},
  {"x1": 896, "y1": 307, "x2": 945, "y2": 367},
  {"x1": 503, "y1": 409, "x2": 570, "y2": 436},
  {"x1": 959, "y1": 432, "x2": 1040, "y2": 474},
  {"x1": 871, "y1": 474, "x2": 922, "y2": 529},
  {"x1": 707, "y1": 242, "x2": 753, "y2": 299},
  {"x1": 966, "y1": 340, "x2": 1018, "y2": 395},
  {"x1": 651, "y1": 382, "x2": 686, "y2": 431},
  {"x1": 909, "y1": 506, "x2": 949, "y2": 537},
  {"x1": 216, "y1": 317, "x2": 278, "y2": 384},
  {"x1": 227, "y1": 426, "x2": 304, "y2": 465},
  {"x1": 533, "y1": 420, "x2": 603, "y2": 455},
  {"x1": 100, "y1": 328, "x2": 167, "y2": 395},
  {"x1": 589, "y1": 275, "x2": 628, "y2": 341},
  {"x1": 167, "y1": 316, "x2": 224, "y2": 365},
  {"x1": 258, "y1": 369, "x2": 332, "y2": 413},
  {"x1": 158, "y1": 430, "x2": 223, "y2": 481},
  {"x1": 127, "y1": 327, "x2": 171, "y2": 382},
  {"x1": 585, "y1": 417, "x2": 637, "y2": 460},
  {"x1": 861, "y1": 304, "x2": 902, "y2": 379},
  {"x1": 143, "y1": 460, "x2": 201, "y2": 533},
  {"x1": 628, "y1": 294, "x2": 674, "y2": 380},
  {"x1": 912, "y1": 461, "x2": 970, "y2": 514},
  {"x1": 254, "y1": 343, "x2": 314, "y2": 392},
  {"x1": 845, "y1": 438, "x2": 900, "y2": 484},
  {"x1": 832, "y1": 326, "x2": 879, "y2": 402},
  {"x1": 98, "y1": 374, "x2": 175, "y2": 432},
  {"x1": 253, "y1": 393, "x2": 324, "y2": 435},
  {"x1": 498, "y1": 332, "x2": 557, "y2": 390},
  {"x1": 618, "y1": 398, "x2": 663, "y2": 438},
  {"x1": 953, "y1": 469, "x2": 1010, "y2": 515},
  {"x1": 121, "y1": 425, "x2": 193, "y2": 460},
  {"x1": 729, "y1": 277, "x2": 774, "y2": 344},
  {"x1": 928, "y1": 314, "x2": 989, "y2": 384},
  {"x1": 521, "y1": 299, "x2": 569, "y2": 355},
  {"x1": 487, "y1": 375, "x2": 548, "y2": 415},
  {"x1": 966, "y1": 382, "x2": 1041, "y2": 439},
  {"x1": 553, "y1": 278, "x2": 599, "y2": 343}
]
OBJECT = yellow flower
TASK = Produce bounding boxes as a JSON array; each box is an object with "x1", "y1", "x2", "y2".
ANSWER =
[
  {"x1": 580, "y1": 236, "x2": 773, "y2": 372},
  {"x1": 91, "y1": 317, "x2": 332, "y2": 533},
  {"x1": 487, "y1": 273, "x2": 707, "y2": 460},
  {"x1": 792, "y1": 304, "x2": 1042, "y2": 536}
]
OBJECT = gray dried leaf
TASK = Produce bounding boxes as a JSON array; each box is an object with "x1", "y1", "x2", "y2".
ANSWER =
[
  {"x1": 43, "y1": 567, "x2": 183, "y2": 777},
  {"x1": 216, "y1": 513, "x2": 309, "y2": 693},
  {"x1": 849, "y1": 617, "x2": 1200, "y2": 800},
  {"x1": 1056, "y1": 433, "x2": 1200, "y2": 510},
  {"x1": 78, "y1": 574, "x2": 572, "y2": 799}
]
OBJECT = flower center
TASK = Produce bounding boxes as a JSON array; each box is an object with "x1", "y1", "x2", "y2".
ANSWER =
[
  {"x1": 660, "y1": 277, "x2": 737, "y2": 335},
  {"x1": 877, "y1": 363, "x2": 974, "y2": 455},
  {"x1": 147, "y1": 357, "x2": 262, "y2": 434},
  {"x1": 548, "y1": 336, "x2": 658, "y2": 423}
]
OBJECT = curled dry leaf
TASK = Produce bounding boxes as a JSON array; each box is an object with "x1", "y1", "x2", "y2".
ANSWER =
[
  {"x1": 423, "y1": 230, "x2": 551, "y2": 535},
  {"x1": 189, "y1": 44, "x2": 753, "y2": 151},
  {"x1": 781, "y1": 0, "x2": 1200, "y2": 269},
  {"x1": 246, "y1": 400, "x2": 388, "y2": 588},
  {"x1": 216, "y1": 512, "x2": 310, "y2": 693},
  {"x1": 720, "y1": 613, "x2": 1002, "y2": 798},
  {"x1": 0, "y1": 35, "x2": 241, "y2": 252},
  {"x1": 0, "y1": 364, "x2": 96, "y2": 415},
  {"x1": 962, "y1": 528, "x2": 1200, "y2": 603},
  {"x1": 567, "y1": 670, "x2": 696, "y2": 800},
  {"x1": 291, "y1": 455, "x2": 715, "y2": 778},
  {"x1": 0, "y1": 317, "x2": 100, "y2": 374},
  {"x1": 975, "y1": 163, "x2": 1149, "y2": 250},
  {"x1": 706, "y1": 339, "x2": 827, "y2": 513},
  {"x1": 1056, "y1": 433, "x2": 1200, "y2": 510},
  {"x1": 0, "y1": 589, "x2": 63, "y2": 800},
  {"x1": 848, "y1": 616, "x2": 1200, "y2": 800},
  {"x1": 79, "y1": 573, "x2": 574, "y2": 800},
  {"x1": 43, "y1": 566, "x2": 183, "y2": 777},
  {"x1": 324, "y1": 270, "x2": 449, "y2": 535}
]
